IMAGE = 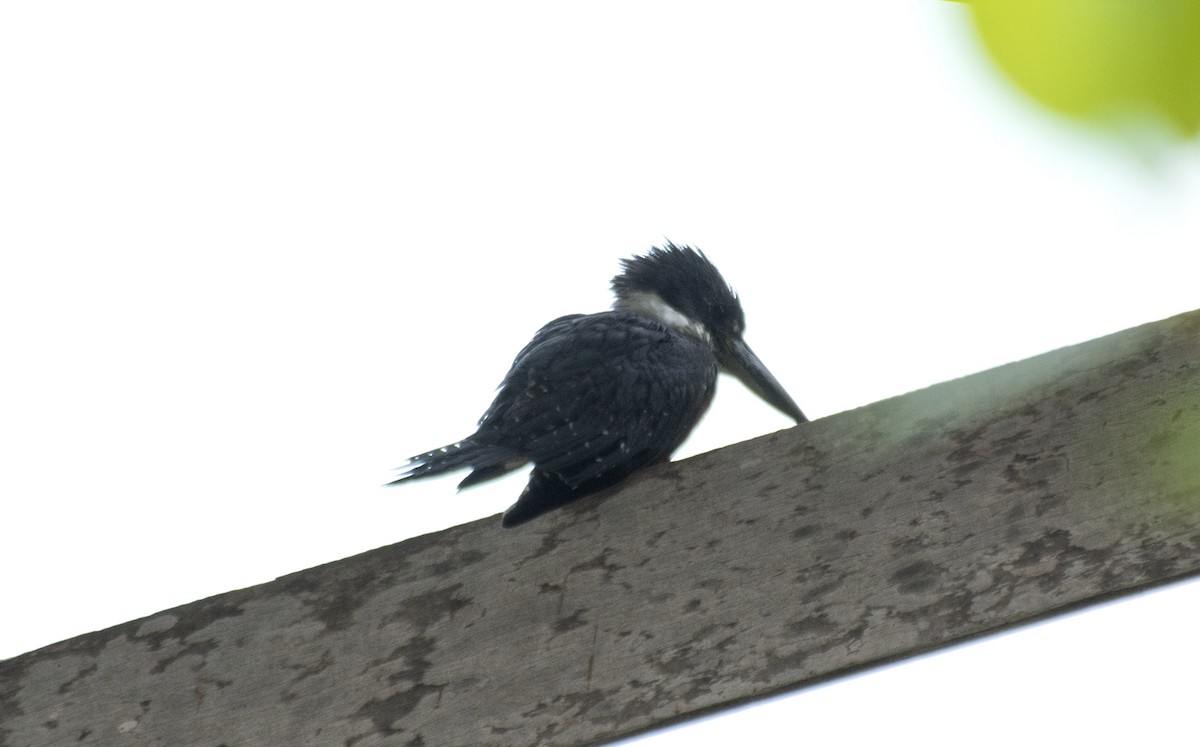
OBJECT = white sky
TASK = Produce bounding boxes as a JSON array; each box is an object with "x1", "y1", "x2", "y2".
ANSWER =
[{"x1": 2, "y1": 2, "x2": 1198, "y2": 744}]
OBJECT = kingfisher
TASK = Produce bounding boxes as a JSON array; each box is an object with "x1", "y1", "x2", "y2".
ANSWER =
[{"x1": 392, "y1": 242, "x2": 806, "y2": 527}]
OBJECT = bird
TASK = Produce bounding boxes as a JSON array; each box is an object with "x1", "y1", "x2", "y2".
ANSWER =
[{"x1": 391, "y1": 242, "x2": 806, "y2": 527}]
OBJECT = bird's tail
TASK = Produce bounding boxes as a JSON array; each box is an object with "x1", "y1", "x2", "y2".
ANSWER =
[{"x1": 389, "y1": 439, "x2": 526, "y2": 488}]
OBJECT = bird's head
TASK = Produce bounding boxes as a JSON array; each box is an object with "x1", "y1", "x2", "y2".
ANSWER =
[{"x1": 611, "y1": 243, "x2": 807, "y2": 424}]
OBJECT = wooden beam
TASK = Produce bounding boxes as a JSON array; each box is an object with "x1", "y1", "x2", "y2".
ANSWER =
[{"x1": 4, "y1": 310, "x2": 1200, "y2": 747}]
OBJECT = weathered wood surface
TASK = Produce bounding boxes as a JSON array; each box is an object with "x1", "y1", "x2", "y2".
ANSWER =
[{"x1": 3, "y1": 310, "x2": 1200, "y2": 747}]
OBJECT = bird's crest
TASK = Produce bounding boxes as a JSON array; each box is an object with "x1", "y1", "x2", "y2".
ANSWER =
[{"x1": 611, "y1": 242, "x2": 746, "y2": 342}]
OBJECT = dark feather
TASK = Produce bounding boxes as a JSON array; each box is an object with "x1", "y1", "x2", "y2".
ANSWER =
[
  {"x1": 392, "y1": 311, "x2": 717, "y2": 525},
  {"x1": 391, "y1": 243, "x2": 803, "y2": 527}
]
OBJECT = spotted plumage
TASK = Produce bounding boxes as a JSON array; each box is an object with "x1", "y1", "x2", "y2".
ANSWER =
[{"x1": 392, "y1": 243, "x2": 805, "y2": 527}]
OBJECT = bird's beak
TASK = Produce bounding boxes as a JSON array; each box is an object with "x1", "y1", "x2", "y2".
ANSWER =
[{"x1": 718, "y1": 337, "x2": 807, "y2": 424}]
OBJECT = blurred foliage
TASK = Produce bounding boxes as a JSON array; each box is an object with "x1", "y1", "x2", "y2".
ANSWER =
[
  {"x1": 1146, "y1": 397, "x2": 1200, "y2": 512},
  {"x1": 958, "y1": 0, "x2": 1200, "y2": 137}
]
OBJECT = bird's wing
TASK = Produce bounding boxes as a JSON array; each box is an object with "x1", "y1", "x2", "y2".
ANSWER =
[{"x1": 476, "y1": 312, "x2": 718, "y2": 489}]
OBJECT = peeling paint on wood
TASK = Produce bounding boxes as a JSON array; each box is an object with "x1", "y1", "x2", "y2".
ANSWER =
[{"x1": 3, "y1": 310, "x2": 1199, "y2": 747}]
